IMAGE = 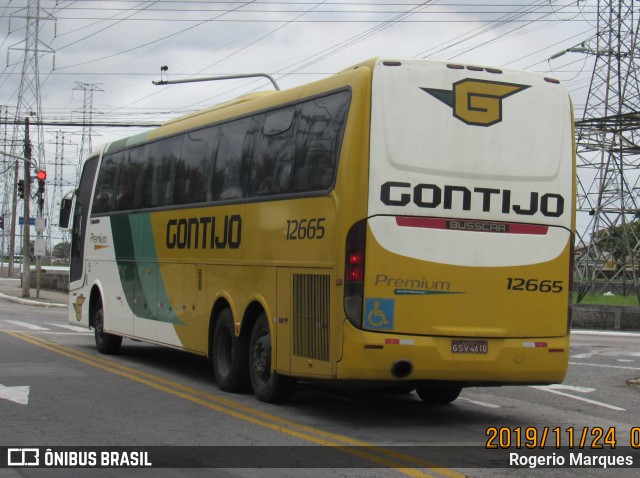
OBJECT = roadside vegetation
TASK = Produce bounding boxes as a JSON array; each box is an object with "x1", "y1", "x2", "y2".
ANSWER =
[{"x1": 574, "y1": 292, "x2": 640, "y2": 306}]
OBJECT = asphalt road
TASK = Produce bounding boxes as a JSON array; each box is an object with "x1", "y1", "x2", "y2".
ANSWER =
[{"x1": 0, "y1": 296, "x2": 639, "y2": 477}]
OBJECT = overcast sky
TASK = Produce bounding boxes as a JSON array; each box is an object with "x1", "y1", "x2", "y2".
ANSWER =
[{"x1": 1, "y1": 0, "x2": 598, "y2": 185}]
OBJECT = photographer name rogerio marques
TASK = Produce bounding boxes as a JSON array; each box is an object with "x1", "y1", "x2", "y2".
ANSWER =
[{"x1": 509, "y1": 452, "x2": 634, "y2": 469}]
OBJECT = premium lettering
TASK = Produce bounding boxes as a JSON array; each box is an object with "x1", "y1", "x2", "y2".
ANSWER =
[
  {"x1": 166, "y1": 214, "x2": 242, "y2": 250},
  {"x1": 380, "y1": 181, "x2": 564, "y2": 218},
  {"x1": 375, "y1": 274, "x2": 451, "y2": 291},
  {"x1": 90, "y1": 233, "x2": 108, "y2": 244}
]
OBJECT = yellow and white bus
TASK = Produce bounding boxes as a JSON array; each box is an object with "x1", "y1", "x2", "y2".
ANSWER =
[{"x1": 60, "y1": 58, "x2": 575, "y2": 403}]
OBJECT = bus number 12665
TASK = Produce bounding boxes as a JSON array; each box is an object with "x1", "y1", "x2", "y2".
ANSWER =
[
  {"x1": 286, "y1": 218, "x2": 326, "y2": 240},
  {"x1": 506, "y1": 278, "x2": 564, "y2": 293}
]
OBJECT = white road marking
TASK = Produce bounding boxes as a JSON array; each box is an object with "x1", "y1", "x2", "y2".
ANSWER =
[
  {"x1": 540, "y1": 384, "x2": 596, "y2": 393},
  {"x1": 458, "y1": 397, "x2": 501, "y2": 409},
  {"x1": 45, "y1": 323, "x2": 89, "y2": 333},
  {"x1": 571, "y1": 351, "x2": 600, "y2": 359},
  {"x1": 569, "y1": 361, "x2": 640, "y2": 371},
  {"x1": 530, "y1": 386, "x2": 625, "y2": 411},
  {"x1": 4, "y1": 320, "x2": 48, "y2": 331},
  {"x1": 571, "y1": 330, "x2": 640, "y2": 337},
  {"x1": 0, "y1": 384, "x2": 30, "y2": 405}
]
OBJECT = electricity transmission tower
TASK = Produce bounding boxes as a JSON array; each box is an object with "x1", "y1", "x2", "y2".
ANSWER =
[
  {"x1": 0, "y1": 105, "x2": 15, "y2": 271},
  {"x1": 5, "y1": 0, "x2": 54, "y2": 266},
  {"x1": 47, "y1": 131, "x2": 76, "y2": 257},
  {"x1": 73, "y1": 82, "x2": 103, "y2": 184},
  {"x1": 8, "y1": 0, "x2": 54, "y2": 173},
  {"x1": 574, "y1": 0, "x2": 640, "y2": 300}
]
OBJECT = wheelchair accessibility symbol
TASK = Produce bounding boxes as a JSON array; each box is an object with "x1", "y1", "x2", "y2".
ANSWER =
[{"x1": 364, "y1": 298, "x2": 395, "y2": 330}]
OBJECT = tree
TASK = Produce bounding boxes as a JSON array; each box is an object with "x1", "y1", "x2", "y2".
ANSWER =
[
  {"x1": 594, "y1": 220, "x2": 640, "y2": 263},
  {"x1": 52, "y1": 241, "x2": 71, "y2": 260}
]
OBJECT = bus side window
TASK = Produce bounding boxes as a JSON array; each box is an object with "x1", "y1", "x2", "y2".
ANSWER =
[
  {"x1": 146, "y1": 142, "x2": 163, "y2": 207},
  {"x1": 92, "y1": 153, "x2": 120, "y2": 214},
  {"x1": 295, "y1": 141, "x2": 334, "y2": 191},
  {"x1": 180, "y1": 126, "x2": 219, "y2": 204},
  {"x1": 135, "y1": 144, "x2": 154, "y2": 209},
  {"x1": 128, "y1": 145, "x2": 149, "y2": 209},
  {"x1": 147, "y1": 137, "x2": 182, "y2": 207},
  {"x1": 214, "y1": 117, "x2": 252, "y2": 201},
  {"x1": 71, "y1": 202, "x2": 83, "y2": 256},
  {"x1": 117, "y1": 150, "x2": 146, "y2": 211},
  {"x1": 250, "y1": 107, "x2": 296, "y2": 197},
  {"x1": 293, "y1": 92, "x2": 350, "y2": 193}
]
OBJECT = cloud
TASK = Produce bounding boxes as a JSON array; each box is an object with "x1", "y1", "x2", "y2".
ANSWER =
[{"x1": 1, "y1": 1, "x2": 599, "y2": 194}]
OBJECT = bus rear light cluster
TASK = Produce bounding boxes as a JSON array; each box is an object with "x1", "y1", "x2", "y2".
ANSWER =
[
  {"x1": 347, "y1": 251, "x2": 365, "y2": 282},
  {"x1": 344, "y1": 220, "x2": 367, "y2": 328}
]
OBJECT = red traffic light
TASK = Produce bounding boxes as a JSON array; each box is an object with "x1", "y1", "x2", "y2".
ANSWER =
[{"x1": 37, "y1": 170, "x2": 47, "y2": 181}]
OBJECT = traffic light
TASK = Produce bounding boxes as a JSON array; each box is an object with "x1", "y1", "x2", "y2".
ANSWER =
[
  {"x1": 37, "y1": 170, "x2": 46, "y2": 194},
  {"x1": 17, "y1": 179, "x2": 24, "y2": 199}
]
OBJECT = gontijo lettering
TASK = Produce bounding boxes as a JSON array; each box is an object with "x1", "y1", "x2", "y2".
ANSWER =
[
  {"x1": 166, "y1": 214, "x2": 242, "y2": 249},
  {"x1": 380, "y1": 182, "x2": 565, "y2": 218}
]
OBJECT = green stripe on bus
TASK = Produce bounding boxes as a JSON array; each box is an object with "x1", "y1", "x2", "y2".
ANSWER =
[{"x1": 111, "y1": 214, "x2": 184, "y2": 325}]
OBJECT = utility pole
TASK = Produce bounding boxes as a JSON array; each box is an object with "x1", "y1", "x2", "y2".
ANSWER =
[
  {"x1": 8, "y1": 160, "x2": 19, "y2": 278},
  {"x1": 22, "y1": 118, "x2": 31, "y2": 298},
  {"x1": 35, "y1": 169, "x2": 46, "y2": 298}
]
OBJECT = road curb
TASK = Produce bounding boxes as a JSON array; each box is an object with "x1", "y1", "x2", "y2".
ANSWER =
[{"x1": 0, "y1": 292, "x2": 67, "y2": 309}]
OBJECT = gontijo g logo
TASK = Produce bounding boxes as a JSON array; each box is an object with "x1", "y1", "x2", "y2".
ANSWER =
[{"x1": 422, "y1": 79, "x2": 530, "y2": 127}]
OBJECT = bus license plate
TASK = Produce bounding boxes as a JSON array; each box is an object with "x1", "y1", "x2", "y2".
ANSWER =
[{"x1": 451, "y1": 340, "x2": 488, "y2": 354}]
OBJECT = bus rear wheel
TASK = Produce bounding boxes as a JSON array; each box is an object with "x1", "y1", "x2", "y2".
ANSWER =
[
  {"x1": 93, "y1": 297, "x2": 122, "y2": 355},
  {"x1": 212, "y1": 308, "x2": 249, "y2": 392},
  {"x1": 249, "y1": 313, "x2": 296, "y2": 403},
  {"x1": 415, "y1": 386, "x2": 462, "y2": 404}
]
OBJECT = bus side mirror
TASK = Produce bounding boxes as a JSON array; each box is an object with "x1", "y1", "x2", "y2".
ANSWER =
[{"x1": 59, "y1": 197, "x2": 73, "y2": 229}]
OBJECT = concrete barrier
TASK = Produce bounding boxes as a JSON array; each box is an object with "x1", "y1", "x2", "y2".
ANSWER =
[
  {"x1": 28, "y1": 270, "x2": 69, "y2": 293},
  {"x1": 572, "y1": 304, "x2": 640, "y2": 331}
]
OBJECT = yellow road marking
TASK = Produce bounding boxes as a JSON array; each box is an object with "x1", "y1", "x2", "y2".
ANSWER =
[{"x1": 6, "y1": 331, "x2": 466, "y2": 478}]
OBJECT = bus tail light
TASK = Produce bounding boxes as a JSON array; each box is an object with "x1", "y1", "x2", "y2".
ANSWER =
[
  {"x1": 568, "y1": 233, "x2": 575, "y2": 334},
  {"x1": 344, "y1": 220, "x2": 367, "y2": 328}
]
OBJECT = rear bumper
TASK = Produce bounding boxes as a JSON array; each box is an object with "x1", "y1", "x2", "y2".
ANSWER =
[{"x1": 337, "y1": 321, "x2": 569, "y2": 384}]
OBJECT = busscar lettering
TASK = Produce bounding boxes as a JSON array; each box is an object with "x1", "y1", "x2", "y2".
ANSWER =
[
  {"x1": 380, "y1": 181, "x2": 565, "y2": 218},
  {"x1": 448, "y1": 220, "x2": 508, "y2": 233},
  {"x1": 166, "y1": 214, "x2": 242, "y2": 250}
]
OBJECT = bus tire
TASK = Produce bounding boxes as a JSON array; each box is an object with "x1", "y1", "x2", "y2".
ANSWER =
[
  {"x1": 93, "y1": 297, "x2": 122, "y2": 355},
  {"x1": 249, "y1": 313, "x2": 296, "y2": 403},
  {"x1": 212, "y1": 308, "x2": 250, "y2": 392},
  {"x1": 415, "y1": 386, "x2": 462, "y2": 404}
]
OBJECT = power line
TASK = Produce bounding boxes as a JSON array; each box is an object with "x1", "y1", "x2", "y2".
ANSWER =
[{"x1": 0, "y1": 120, "x2": 161, "y2": 127}]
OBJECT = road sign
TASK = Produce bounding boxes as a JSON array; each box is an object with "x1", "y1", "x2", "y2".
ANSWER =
[{"x1": 19, "y1": 217, "x2": 47, "y2": 227}]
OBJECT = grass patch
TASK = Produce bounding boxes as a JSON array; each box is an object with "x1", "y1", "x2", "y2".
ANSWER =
[{"x1": 573, "y1": 292, "x2": 640, "y2": 306}]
